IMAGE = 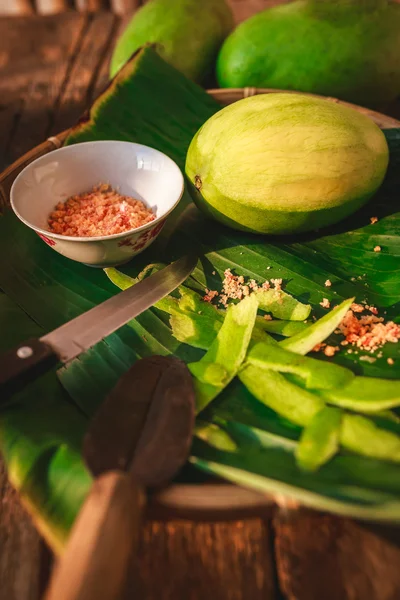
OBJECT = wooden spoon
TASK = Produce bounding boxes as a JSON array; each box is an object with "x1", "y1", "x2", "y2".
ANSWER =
[{"x1": 44, "y1": 355, "x2": 195, "y2": 600}]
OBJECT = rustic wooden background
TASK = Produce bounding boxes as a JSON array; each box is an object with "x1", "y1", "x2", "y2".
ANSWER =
[
  {"x1": 1, "y1": 1, "x2": 400, "y2": 599},
  {"x1": 0, "y1": 0, "x2": 290, "y2": 15}
]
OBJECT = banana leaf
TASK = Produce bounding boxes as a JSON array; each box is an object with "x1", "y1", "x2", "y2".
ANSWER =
[
  {"x1": 1, "y1": 46, "x2": 400, "y2": 552},
  {"x1": 0, "y1": 294, "x2": 91, "y2": 553}
]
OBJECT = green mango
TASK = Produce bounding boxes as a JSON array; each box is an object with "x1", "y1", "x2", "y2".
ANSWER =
[
  {"x1": 185, "y1": 93, "x2": 389, "y2": 235},
  {"x1": 110, "y1": 0, "x2": 234, "y2": 82},
  {"x1": 216, "y1": 0, "x2": 400, "y2": 109}
]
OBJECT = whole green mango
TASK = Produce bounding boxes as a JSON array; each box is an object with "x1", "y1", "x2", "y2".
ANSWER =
[
  {"x1": 185, "y1": 93, "x2": 389, "y2": 235},
  {"x1": 217, "y1": 0, "x2": 400, "y2": 108},
  {"x1": 110, "y1": 0, "x2": 233, "y2": 82}
]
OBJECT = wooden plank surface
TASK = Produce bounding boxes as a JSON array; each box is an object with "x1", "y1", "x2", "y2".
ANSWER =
[
  {"x1": 0, "y1": 0, "x2": 141, "y2": 14},
  {"x1": 128, "y1": 518, "x2": 278, "y2": 599},
  {"x1": 1, "y1": 3, "x2": 400, "y2": 600},
  {"x1": 274, "y1": 507, "x2": 400, "y2": 600},
  {"x1": 49, "y1": 11, "x2": 118, "y2": 134},
  {"x1": 0, "y1": 462, "x2": 52, "y2": 600},
  {"x1": 0, "y1": 13, "x2": 87, "y2": 169}
]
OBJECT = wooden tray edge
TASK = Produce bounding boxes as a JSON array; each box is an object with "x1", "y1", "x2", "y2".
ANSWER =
[
  {"x1": 208, "y1": 87, "x2": 400, "y2": 129},
  {"x1": 1, "y1": 89, "x2": 399, "y2": 520}
]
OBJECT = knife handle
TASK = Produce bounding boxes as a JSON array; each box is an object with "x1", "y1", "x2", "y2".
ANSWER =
[
  {"x1": 44, "y1": 471, "x2": 145, "y2": 600},
  {"x1": 0, "y1": 338, "x2": 58, "y2": 399}
]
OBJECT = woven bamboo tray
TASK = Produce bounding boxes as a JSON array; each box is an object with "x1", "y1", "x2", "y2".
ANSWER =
[
  {"x1": 0, "y1": 0, "x2": 139, "y2": 16},
  {"x1": 1, "y1": 88, "x2": 399, "y2": 521}
]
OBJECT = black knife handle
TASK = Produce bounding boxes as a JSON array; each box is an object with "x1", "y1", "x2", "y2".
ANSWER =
[{"x1": 0, "y1": 338, "x2": 59, "y2": 400}]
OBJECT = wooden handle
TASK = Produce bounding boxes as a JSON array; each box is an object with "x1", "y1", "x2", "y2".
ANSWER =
[{"x1": 44, "y1": 471, "x2": 144, "y2": 600}]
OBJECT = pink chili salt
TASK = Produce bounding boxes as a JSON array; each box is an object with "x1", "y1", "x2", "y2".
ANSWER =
[{"x1": 48, "y1": 184, "x2": 155, "y2": 237}]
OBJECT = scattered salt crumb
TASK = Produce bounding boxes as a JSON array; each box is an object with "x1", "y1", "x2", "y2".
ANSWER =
[
  {"x1": 263, "y1": 314, "x2": 273, "y2": 321},
  {"x1": 203, "y1": 289, "x2": 218, "y2": 303},
  {"x1": 202, "y1": 268, "x2": 286, "y2": 308},
  {"x1": 311, "y1": 304, "x2": 400, "y2": 358},
  {"x1": 351, "y1": 303, "x2": 364, "y2": 313},
  {"x1": 219, "y1": 294, "x2": 228, "y2": 306},
  {"x1": 312, "y1": 343, "x2": 326, "y2": 353},
  {"x1": 249, "y1": 279, "x2": 257, "y2": 290},
  {"x1": 370, "y1": 216, "x2": 379, "y2": 225},
  {"x1": 388, "y1": 358, "x2": 395, "y2": 365},
  {"x1": 360, "y1": 355, "x2": 377, "y2": 363},
  {"x1": 324, "y1": 345, "x2": 339, "y2": 357},
  {"x1": 374, "y1": 246, "x2": 381, "y2": 252},
  {"x1": 324, "y1": 279, "x2": 332, "y2": 287},
  {"x1": 338, "y1": 309, "x2": 400, "y2": 353},
  {"x1": 320, "y1": 298, "x2": 331, "y2": 309},
  {"x1": 271, "y1": 278, "x2": 282, "y2": 291}
]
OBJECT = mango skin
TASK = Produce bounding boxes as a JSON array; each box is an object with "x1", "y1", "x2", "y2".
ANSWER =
[
  {"x1": 110, "y1": 0, "x2": 234, "y2": 82},
  {"x1": 185, "y1": 94, "x2": 389, "y2": 235},
  {"x1": 216, "y1": 0, "x2": 400, "y2": 109}
]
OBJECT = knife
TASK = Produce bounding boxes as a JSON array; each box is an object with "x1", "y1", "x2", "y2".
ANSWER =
[
  {"x1": 44, "y1": 355, "x2": 196, "y2": 600},
  {"x1": 0, "y1": 254, "x2": 197, "y2": 398}
]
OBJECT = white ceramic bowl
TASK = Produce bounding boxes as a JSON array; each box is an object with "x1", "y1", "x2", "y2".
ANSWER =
[{"x1": 10, "y1": 140, "x2": 184, "y2": 267}]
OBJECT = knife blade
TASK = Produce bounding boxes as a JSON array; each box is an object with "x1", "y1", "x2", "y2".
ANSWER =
[{"x1": 0, "y1": 254, "x2": 196, "y2": 397}]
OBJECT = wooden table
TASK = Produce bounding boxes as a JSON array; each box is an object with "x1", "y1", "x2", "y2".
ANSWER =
[{"x1": 1, "y1": 3, "x2": 400, "y2": 599}]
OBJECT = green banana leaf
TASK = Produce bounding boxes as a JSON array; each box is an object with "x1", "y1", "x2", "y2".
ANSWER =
[
  {"x1": 1, "y1": 46, "x2": 400, "y2": 553},
  {"x1": 0, "y1": 294, "x2": 91, "y2": 554}
]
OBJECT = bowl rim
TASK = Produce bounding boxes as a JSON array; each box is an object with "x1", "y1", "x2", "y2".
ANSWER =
[{"x1": 10, "y1": 140, "x2": 185, "y2": 243}]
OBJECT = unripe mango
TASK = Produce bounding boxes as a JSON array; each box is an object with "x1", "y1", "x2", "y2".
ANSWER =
[{"x1": 185, "y1": 94, "x2": 389, "y2": 235}]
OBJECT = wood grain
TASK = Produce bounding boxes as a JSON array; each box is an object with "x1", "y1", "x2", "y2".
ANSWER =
[
  {"x1": 0, "y1": 0, "x2": 34, "y2": 15},
  {"x1": 127, "y1": 517, "x2": 278, "y2": 600},
  {"x1": 110, "y1": 0, "x2": 140, "y2": 15},
  {"x1": 35, "y1": 0, "x2": 70, "y2": 14},
  {"x1": 49, "y1": 12, "x2": 118, "y2": 134},
  {"x1": 0, "y1": 462, "x2": 51, "y2": 600},
  {"x1": 227, "y1": 0, "x2": 289, "y2": 23},
  {"x1": 1, "y1": 2, "x2": 400, "y2": 600},
  {"x1": 0, "y1": 14, "x2": 87, "y2": 168},
  {"x1": 274, "y1": 507, "x2": 400, "y2": 600},
  {"x1": 75, "y1": 0, "x2": 105, "y2": 11}
]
